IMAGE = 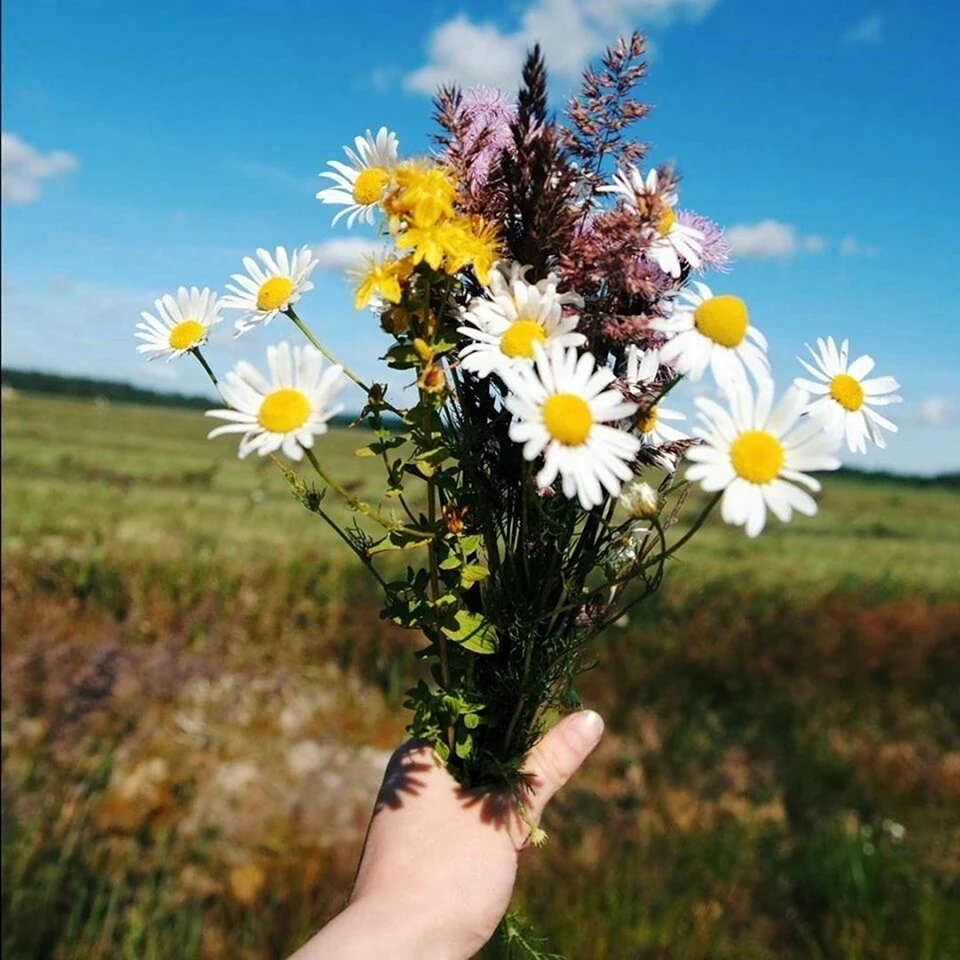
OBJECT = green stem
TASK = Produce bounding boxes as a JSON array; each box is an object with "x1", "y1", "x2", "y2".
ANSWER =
[
  {"x1": 285, "y1": 307, "x2": 403, "y2": 417},
  {"x1": 316, "y1": 504, "x2": 388, "y2": 589},
  {"x1": 268, "y1": 453, "x2": 388, "y2": 588},
  {"x1": 304, "y1": 447, "x2": 413, "y2": 534},
  {"x1": 503, "y1": 638, "x2": 535, "y2": 755},
  {"x1": 642, "y1": 491, "x2": 721, "y2": 570},
  {"x1": 591, "y1": 492, "x2": 722, "y2": 636},
  {"x1": 424, "y1": 416, "x2": 451, "y2": 693},
  {"x1": 191, "y1": 348, "x2": 218, "y2": 387}
]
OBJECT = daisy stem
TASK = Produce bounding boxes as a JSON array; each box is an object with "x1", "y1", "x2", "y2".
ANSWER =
[
  {"x1": 315, "y1": 503, "x2": 388, "y2": 590},
  {"x1": 303, "y1": 447, "x2": 406, "y2": 534},
  {"x1": 268, "y1": 453, "x2": 387, "y2": 588},
  {"x1": 643, "y1": 490, "x2": 721, "y2": 569},
  {"x1": 190, "y1": 348, "x2": 218, "y2": 387},
  {"x1": 285, "y1": 307, "x2": 403, "y2": 417}
]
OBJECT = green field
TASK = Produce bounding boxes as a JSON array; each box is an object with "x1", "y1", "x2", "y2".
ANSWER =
[{"x1": 3, "y1": 393, "x2": 959, "y2": 959}]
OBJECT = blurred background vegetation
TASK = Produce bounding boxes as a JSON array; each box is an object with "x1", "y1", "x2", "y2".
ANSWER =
[{"x1": 3, "y1": 385, "x2": 959, "y2": 959}]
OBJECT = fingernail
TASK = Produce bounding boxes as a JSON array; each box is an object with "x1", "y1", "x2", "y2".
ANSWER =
[{"x1": 563, "y1": 710, "x2": 604, "y2": 753}]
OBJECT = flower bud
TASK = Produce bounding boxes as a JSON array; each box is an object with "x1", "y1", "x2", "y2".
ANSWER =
[
  {"x1": 619, "y1": 479, "x2": 660, "y2": 519},
  {"x1": 417, "y1": 362, "x2": 446, "y2": 395},
  {"x1": 379, "y1": 307, "x2": 409, "y2": 336}
]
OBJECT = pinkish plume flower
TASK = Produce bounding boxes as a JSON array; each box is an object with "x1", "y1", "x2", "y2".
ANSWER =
[
  {"x1": 455, "y1": 86, "x2": 518, "y2": 191},
  {"x1": 622, "y1": 257, "x2": 673, "y2": 300},
  {"x1": 677, "y1": 211, "x2": 731, "y2": 273}
]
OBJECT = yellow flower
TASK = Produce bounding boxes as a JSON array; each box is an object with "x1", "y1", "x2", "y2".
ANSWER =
[
  {"x1": 425, "y1": 215, "x2": 502, "y2": 285},
  {"x1": 437, "y1": 218, "x2": 475, "y2": 276},
  {"x1": 463, "y1": 216, "x2": 501, "y2": 286},
  {"x1": 350, "y1": 255, "x2": 413, "y2": 311},
  {"x1": 396, "y1": 222, "x2": 447, "y2": 271},
  {"x1": 385, "y1": 161, "x2": 457, "y2": 230}
]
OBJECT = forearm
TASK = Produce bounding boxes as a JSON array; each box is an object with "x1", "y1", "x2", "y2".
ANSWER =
[{"x1": 288, "y1": 894, "x2": 461, "y2": 960}]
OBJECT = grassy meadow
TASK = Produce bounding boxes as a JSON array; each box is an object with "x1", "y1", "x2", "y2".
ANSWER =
[{"x1": 2, "y1": 392, "x2": 959, "y2": 959}]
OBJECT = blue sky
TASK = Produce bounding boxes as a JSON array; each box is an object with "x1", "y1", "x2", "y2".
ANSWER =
[{"x1": 2, "y1": 0, "x2": 958, "y2": 474}]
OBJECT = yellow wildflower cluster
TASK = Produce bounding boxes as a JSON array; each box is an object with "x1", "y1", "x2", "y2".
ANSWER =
[
  {"x1": 385, "y1": 162, "x2": 457, "y2": 230},
  {"x1": 351, "y1": 255, "x2": 413, "y2": 311},
  {"x1": 348, "y1": 160, "x2": 501, "y2": 310},
  {"x1": 386, "y1": 162, "x2": 501, "y2": 286}
]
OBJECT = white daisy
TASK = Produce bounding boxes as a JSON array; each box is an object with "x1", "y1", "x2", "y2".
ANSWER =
[
  {"x1": 458, "y1": 262, "x2": 585, "y2": 379},
  {"x1": 684, "y1": 375, "x2": 841, "y2": 538},
  {"x1": 316, "y1": 127, "x2": 399, "y2": 228},
  {"x1": 794, "y1": 336, "x2": 902, "y2": 453},
  {"x1": 135, "y1": 287, "x2": 221, "y2": 361},
  {"x1": 221, "y1": 246, "x2": 319, "y2": 336},
  {"x1": 206, "y1": 342, "x2": 346, "y2": 461},
  {"x1": 652, "y1": 281, "x2": 769, "y2": 387},
  {"x1": 599, "y1": 166, "x2": 702, "y2": 278},
  {"x1": 504, "y1": 345, "x2": 641, "y2": 510},
  {"x1": 623, "y1": 345, "x2": 687, "y2": 450}
]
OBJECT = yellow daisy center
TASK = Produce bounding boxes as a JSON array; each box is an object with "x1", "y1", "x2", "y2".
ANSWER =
[
  {"x1": 543, "y1": 393, "x2": 593, "y2": 447},
  {"x1": 829, "y1": 373, "x2": 865, "y2": 412},
  {"x1": 656, "y1": 208, "x2": 675, "y2": 236},
  {"x1": 353, "y1": 167, "x2": 390, "y2": 206},
  {"x1": 167, "y1": 319, "x2": 204, "y2": 351},
  {"x1": 694, "y1": 295, "x2": 749, "y2": 349},
  {"x1": 500, "y1": 320, "x2": 547, "y2": 359},
  {"x1": 730, "y1": 430, "x2": 784, "y2": 485},
  {"x1": 256, "y1": 277, "x2": 295, "y2": 312},
  {"x1": 638, "y1": 405, "x2": 659, "y2": 435},
  {"x1": 258, "y1": 389, "x2": 311, "y2": 434}
]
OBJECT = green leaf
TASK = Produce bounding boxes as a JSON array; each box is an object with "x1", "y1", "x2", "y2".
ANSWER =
[
  {"x1": 441, "y1": 610, "x2": 498, "y2": 654},
  {"x1": 355, "y1": 435, "x2": 406, "y2": 458},
  {"x1": 459, "y1": 564, "x2": 489, "y2": 586},
  {"x1": 460, "y1": 535, "x2": 482, "y2": 555},
  {"x1": 439, "y1": 554, "x2": 462, "y2": 571},
  {"x1": 463, "y1": 712, "x2": 480, "y2": 730},
  {"x1": 367, "y1": 529, "x2": 433, "y2": 556},
  {"x1": 455, "y1": 730, "x2": 474, "y2": 759},
  {"x1": 384, "y1": 344, "x2": 420, "y2": 370}
]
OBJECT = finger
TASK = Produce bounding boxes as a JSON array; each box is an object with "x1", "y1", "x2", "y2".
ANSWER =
[{"x1": 521, "y1": 710, "x2": 604, "y2": 825}]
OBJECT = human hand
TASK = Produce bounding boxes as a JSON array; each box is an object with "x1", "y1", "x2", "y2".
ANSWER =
[{"x1": 291, "y1": 710, "x2": 604, "y2": 960}]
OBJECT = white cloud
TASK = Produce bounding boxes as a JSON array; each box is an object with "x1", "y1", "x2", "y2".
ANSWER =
[
  {"x1": 910, "y1": 397, "x2": 958, "y2": 427},
  {"x1": 369, "y1": 67, "x2": 400, "y2": 93},
  {"x1": 1, "y1": 132, "x2": 78, "y2": 204},
  {"x1": 310, "y1": 237, "x2": 382, "y2": 272},
  {"x1": 726, "y1": 220, "x2": 797, "y2": 260},
  {"x1": 405, "y1": 16, "x2": 528, "y2": 94},
  {"x1": 842, "y1": 14, "x2": 884, "y2": 45},
  {"x1": 404, "y1": 0, "x2": 718, "y2": 94},
  {"x1": 803, "y1": 235, "x2": 827, "y2": 253},
  {"x1": 839, "y1": 235, "x2": 878, "y2": 257}
]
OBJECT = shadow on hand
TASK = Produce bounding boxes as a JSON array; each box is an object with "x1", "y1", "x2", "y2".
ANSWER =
[
  {"x1": 372, "y1": 739, "x2": 433, "y2": 812},
  {"x1": 457, "y1": 770, "x2": 538, "y2": 836},
  {"x1": 373, "y1": 740, "x2": 539, "y2": 840}
]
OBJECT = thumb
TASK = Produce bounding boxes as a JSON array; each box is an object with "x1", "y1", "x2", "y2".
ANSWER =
[{"x1": 521, "y1": 710, "x2": 604, "y2": 826}]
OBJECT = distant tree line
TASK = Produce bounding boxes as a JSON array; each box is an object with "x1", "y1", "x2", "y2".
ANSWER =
[
  {"x1": 0, "y1": 367, "x2": 379, "y2": 429},
  {"x1": 2, "y1": 368, "x2": 957, "y2": 486},
  {"x1": 2, "y1": 368, "x2": 216, "y2": 409}
]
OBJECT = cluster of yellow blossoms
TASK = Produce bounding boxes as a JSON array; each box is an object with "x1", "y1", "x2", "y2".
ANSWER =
[{"x1": 351, "y1": 161, "x2": 501, "y2": 312}]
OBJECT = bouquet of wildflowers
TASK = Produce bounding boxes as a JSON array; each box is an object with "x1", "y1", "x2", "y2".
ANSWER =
[{"x1": 135, "y1": 34, "x2": 901, "y2": 809}]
